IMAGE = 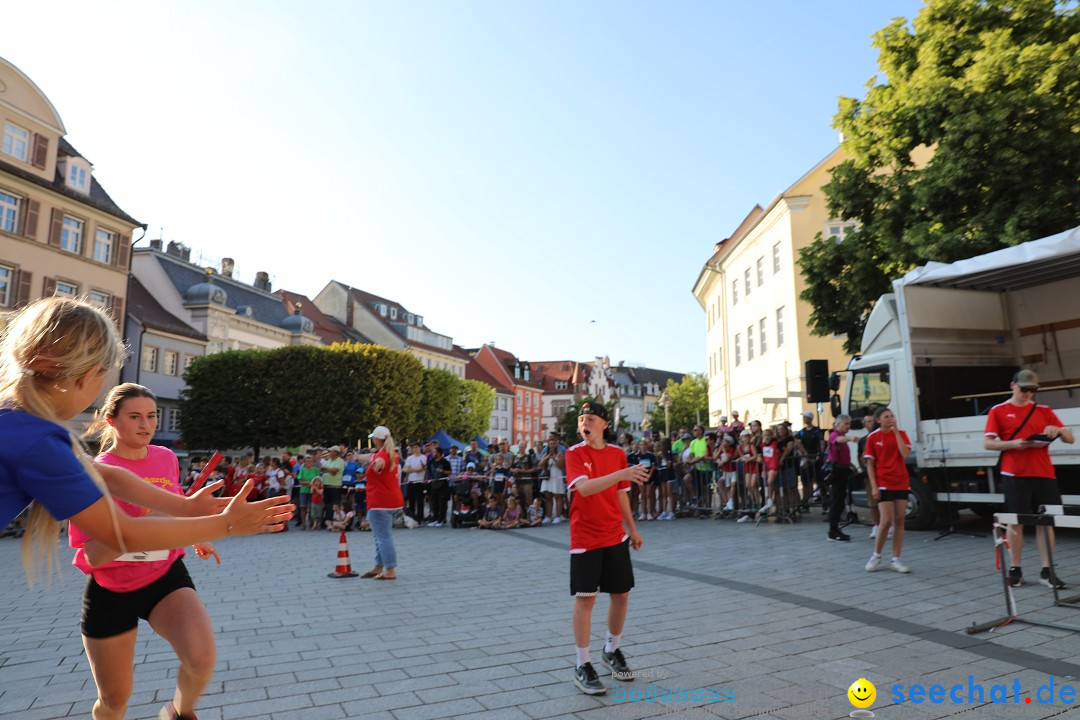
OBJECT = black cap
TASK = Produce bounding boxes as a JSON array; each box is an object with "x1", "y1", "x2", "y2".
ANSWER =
[{"x1": 579, "y1": 401, "x2": 609, "y2": 422}]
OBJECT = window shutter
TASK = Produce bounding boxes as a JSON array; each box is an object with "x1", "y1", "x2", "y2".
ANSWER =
[
  {"x1": 14, "y1": 270, "x2": 32, "y2": 307},
  {"x1": 110, "y1": 295, "x2": 125, "y2": 331},
  {"x1": 115, "y1": 234, "x2": 131, "y2": 269},
  {"x1": 43, "y1": 276, "x2": 56, "y2": 296},
  {"x1": 22, "y1": 199, "x2": 39, "y2": 239},
  {"x1": 48, "y1": 209, "x2": 63, "y2": 248},
  {"x1": 31, "y1": 134, "x2": 48, "y2": 170}
]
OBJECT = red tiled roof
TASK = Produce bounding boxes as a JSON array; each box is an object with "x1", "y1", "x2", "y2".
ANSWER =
[
  {"x1": 277, "y1": 289, "x2": 369, "y2": 345},
  {"x1": 465, "y1": 357, "x2": 514, "y2": 393}
]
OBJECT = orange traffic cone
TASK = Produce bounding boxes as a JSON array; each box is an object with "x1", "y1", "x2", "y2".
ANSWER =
[{"x1": 328, "y1": 531, "x2": 358, "y2": 578}]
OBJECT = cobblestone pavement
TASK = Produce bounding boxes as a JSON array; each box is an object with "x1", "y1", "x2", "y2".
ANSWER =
[{"x1": 2, "y1": 510, "x2": 1079, "y2": 720}]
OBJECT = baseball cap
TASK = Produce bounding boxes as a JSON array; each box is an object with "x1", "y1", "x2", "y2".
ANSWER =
[
  {"x1": 368, "y1": 425, "x2": 391, "y2": 440},
  {"x1": 803, "y1": 411, "x2": 814, "y2": 419},
  {"x1": 579, "y1": 401, "x2": 609, "y2": 422},
  {"x1": 681, "y1": 433, "x2": 692, "y2": 440},
  {"x1": 1013, "y1": 369, "x2": 1040, "y2": 390},
  {"x1": 740, "y1": 429, "x2": 751, "y2": 437},
  {"x1": 466, "y1": 461, "x2": 477, "y2": 469},
  {"x1": 720, "y1": 415, "x2": 728, "y2": 422}
]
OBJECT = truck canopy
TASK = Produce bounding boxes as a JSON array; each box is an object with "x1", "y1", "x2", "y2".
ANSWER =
[{"x1": 898, "y1": 225, "x2": 1080, "y2": 292}]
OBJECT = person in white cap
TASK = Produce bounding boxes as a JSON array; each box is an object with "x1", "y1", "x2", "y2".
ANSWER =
[
  {"x1": 356, "y1": 427, "x2": 403, "y2": 580},
  {"x1": 984, "y1": 369, "x2": 1074, "y2": 589}
]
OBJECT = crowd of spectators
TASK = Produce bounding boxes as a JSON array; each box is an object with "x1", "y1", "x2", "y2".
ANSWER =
[{"x1": 178, "y1": 412, "x2": 873, "y2": 534}]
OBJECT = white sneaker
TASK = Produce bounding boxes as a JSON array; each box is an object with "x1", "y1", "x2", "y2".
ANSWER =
[
  {"x1": 646, "y1": 514, "x2": 655, "y2": 521},
  {"x1": 636, "y1": 513, "x2": 645, "y2": 521},
  {"x1": 552, "y1": 517, "x2": 562, "y2": 525},
  {"x1": 737, "y1": 515, "x2": 751, "y2": 523},
  {"x1": 865, "y1": 555, "x2": 881, "y2": 572},
  {"x1": 761, "y1": 499, "x2": 774, "y2": 511},
  {"x1": 890, "y1": 558, "x2": 910, "y2": 573},
  {"x1": 869, "y1": 525, "x2": 878, "y2": 539},
  {"x1": 724, "y1": 499, "x2": 735, "y2": 511},
  {"x1": 541, "y1": 517, "x2": 551, "y2": 525}
]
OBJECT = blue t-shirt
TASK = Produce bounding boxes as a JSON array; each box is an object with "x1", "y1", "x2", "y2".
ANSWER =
[
  {"x1": 342, "y1": 460, "x2": 360, "y2": 488},
  {"x1": 0, "y1": 409, "x2": 103, "y2": 527}
]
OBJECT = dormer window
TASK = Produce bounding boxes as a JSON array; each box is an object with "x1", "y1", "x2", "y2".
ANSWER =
[
  {"x1": 406, "y1": 313, "x2": 414, "y2": 325},
  {"x1": 416, "y1": 315, "x2": 423, "y2": 327},
  {"x1": 2, "y1": 123, "x2": 29, "y2": 162},
  {"x1": 390, "y1": 307, "x2": 398, "y2": 320},
  {"x1": 68, "y1": 164, "x2": 87, "y2": 192},
  {"x1": 379, "y1": 303, "x2": 387, "y2": 317}
]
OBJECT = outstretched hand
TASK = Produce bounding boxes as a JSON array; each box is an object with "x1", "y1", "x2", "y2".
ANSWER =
[
  {"x1": 623, "y1": 465, "x2": 649, "y2": 486},
  {"x1": 186, "y1": 480, "x2": 229, "y2": 516},
  {"x1": 223, "y1": 480, "x2": 296, "y2": 535}
]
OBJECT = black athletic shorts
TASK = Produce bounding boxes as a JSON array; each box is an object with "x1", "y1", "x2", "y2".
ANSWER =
[
  {"x1": 878, "y1": 489, "x2": 909, "y2": 502},
  {"x1": 570, "y1": 539, "x2": 634, "y2": 596},
  {"x1": 1003, "y1": 476, "x2": 1062, "y2": 515},
  {"x1": 81, "y1": 558, "x2": 196, "y2": 639}
]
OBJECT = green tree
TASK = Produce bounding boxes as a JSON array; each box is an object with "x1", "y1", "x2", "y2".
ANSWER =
[
  {"x1": 645, "y1": 373, "x2": 708, "y2": 436},
  {"x1": 449, "y1": 379, "x2": 495, "y2": 443},
  {"x1": 800, "y1": 0, "x2": 1080, "y2": 353}
]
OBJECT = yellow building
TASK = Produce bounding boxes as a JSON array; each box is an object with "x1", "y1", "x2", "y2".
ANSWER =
[
  {"x1": 693, "y1": 148, "x2": 851, "y2": 427},
  {"x1": 0, "y1": 57, "x2": 141, "y2": 324}
]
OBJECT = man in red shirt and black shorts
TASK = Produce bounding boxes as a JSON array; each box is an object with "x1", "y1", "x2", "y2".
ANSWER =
[
  {"x1": 566, "y1": 401, "x2": 648, "y2": 695},
  {"x1": 984, "y1": 370, "x2": 1074, "y2": 589}
]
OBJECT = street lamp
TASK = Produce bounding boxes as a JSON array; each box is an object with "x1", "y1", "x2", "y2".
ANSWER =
[{"x1": 658, "y1": 391, "x2": 672, "y2": 438}]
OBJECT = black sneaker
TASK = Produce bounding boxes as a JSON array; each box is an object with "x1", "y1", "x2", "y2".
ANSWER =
[
  {"x1": 574, "y1": 662, "x2": 606, "y2": 695},
  {"x1": 600, "y1": 648, "x2": 634, "y2": 681},
  {"x1": 1040, "y1": 568, "x2": 1067, "y2": 590},
  {"x1": 828, "y1": 531, "x2": 851, "y2": 542},
  {"x1": 1008, "y1": 566, "x2": 1023, "y2": 588}
]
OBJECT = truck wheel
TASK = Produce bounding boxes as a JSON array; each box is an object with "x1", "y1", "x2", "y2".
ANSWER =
[{"x1": 905, "y1": 479, "x2": 935, "y2": 531}]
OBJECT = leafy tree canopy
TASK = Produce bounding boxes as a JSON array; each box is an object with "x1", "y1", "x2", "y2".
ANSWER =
[
  {"x1": 800, "y1": 0, "x2": 1080, "y2": 353},
  {"x1": 645, "y1": 373, "x2": 708, "y2": 436}
]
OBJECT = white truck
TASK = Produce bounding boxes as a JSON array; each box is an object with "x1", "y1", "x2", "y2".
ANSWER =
[{"x1": 834, "y1": 226, "x2": 1080, "y2": 529}]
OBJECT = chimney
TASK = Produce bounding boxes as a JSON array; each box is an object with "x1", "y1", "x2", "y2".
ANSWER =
[
  {"x1": 166, "y1": 240, "x2": 183, "y2": 258},
  {"x1": 221, "y1": 258, "x2": 235, "y2": 278},
  {"x1": 254, "y1": 271, "x2": 270, "y2": 291},
  {"x1": 149, "y1": 238, "x2": 163, "y2": 251}
]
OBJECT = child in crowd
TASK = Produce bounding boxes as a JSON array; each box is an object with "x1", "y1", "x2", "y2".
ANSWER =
[
  {"x1": 528, "y1": 498, "x2": 545, "y2": 527},
  {"x1": 478, "y1": 495, "x2": 502, "y2": 529},
  {"x1": 249, "y1": 463, "x2": 268, "y2": 500},
  {"x1": 325, "y1": 504, "x2": 355, "y2": 532},
  {"x1": 718, "y1": 436, "x2": 737, "y2": 515},
  {"x1": 490, "y1": 453, "x2": 510, "y2": 496},
  {"x1": 296, "y1": 455, "x2": 319, "y2": 530},
  {"x1": 635, "y1": 440, "x2": 656, "y2": 521},
  {"x1": 309, "y1": 478, "x2": 325, "y2": 531},
  {"x1": 736, "y1": 430, "x2": 761, "y2": 522},
  {"x1": 656, "y1": 439, "x2": 675, "y2": 521},
  {"x1": 759, "y1": 429, "x2": 779, "y2": 516},
  {"x1": 500, "y1": 496, "x2": 523, "y2": 529}
]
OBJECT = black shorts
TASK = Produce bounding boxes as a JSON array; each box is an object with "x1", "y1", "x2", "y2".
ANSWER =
[
  {"x1": 81, "y1": 558, "x2": 196, "y2": 639},
  {"x1": 1003, "y1": 476, "x2": 1062, "y2": 514},
  {"x1": 570, "y1": 539, "x2": 634, "y2": 596},
  {"x1": 879, "y1": 489, "x2": 909, "y2": 502}
]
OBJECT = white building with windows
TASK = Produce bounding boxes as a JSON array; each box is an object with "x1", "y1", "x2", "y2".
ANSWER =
[{"x1": 693, "y1": 147, "x2": 852, "y2": 427}]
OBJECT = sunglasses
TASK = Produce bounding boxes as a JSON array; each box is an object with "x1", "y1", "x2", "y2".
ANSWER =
[{"x1": 1019, "y1": 386, "x2": 1038, "y2": 393}]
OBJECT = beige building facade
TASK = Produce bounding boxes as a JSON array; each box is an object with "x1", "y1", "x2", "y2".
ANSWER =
[{"x1": 694, "y1": 148, "x2": 852, "y2": 428}]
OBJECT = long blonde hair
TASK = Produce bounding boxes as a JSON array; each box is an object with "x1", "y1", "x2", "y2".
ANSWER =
[
  {"x1": 377, "y1": 433, "x2": 398, "y2": 473},
  {"x1": 87, "y1": 383, "x2": 157, "y2": 453},
  {"x1": 0, "y1": 297, "x2": 127, "y2": 583}
]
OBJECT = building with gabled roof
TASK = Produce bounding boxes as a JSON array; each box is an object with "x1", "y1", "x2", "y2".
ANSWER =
[
  {"x1": 132, "y1": 244, "x2": 322, "y2": 355},
  {"x1": 531, "y1": 359, "x2": 593, "y2": 438},
  {"x1": 0, "y1": 56, "x2": 143, "y2": 425},
  {"x1": 467, "y1": 344, "x2": 544, "y2": 449},
  {"x1": 121, "y1": 276, "x2": 207, "y2": 450},
  {"x1": 465, "y1": 357, "x2": 514, "y2": 445},
  {"x1": 313, "y1": 280, "x2": 469, "y2": 376},
  {"x1": 276, "y1": 289, "x2": 370, "y2": 346}
]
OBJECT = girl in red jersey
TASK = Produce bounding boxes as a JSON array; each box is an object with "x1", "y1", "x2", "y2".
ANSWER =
[
  {"x1": 759, "y1": 428, "x2": 780, "y2": 516},
  {"x1": 73, "y1": 384, "x2": 222, "y2": 720},
  {"x1": 736, "y1": 430, "x2": 761, "y2": 521},
  {"x1": 863, "y1": 407, "x2": 913, "y2": 573}
]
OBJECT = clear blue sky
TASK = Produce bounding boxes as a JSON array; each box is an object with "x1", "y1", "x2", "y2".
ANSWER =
[{"x1": 4, "y1": 0, "x2": 924, "y2": 373}]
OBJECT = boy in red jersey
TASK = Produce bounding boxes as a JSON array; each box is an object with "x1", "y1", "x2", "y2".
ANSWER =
[
  {"x1": 984, "y1": 369, "x2": 1074, "y2": 589},
  {"x1": 566, "y1": 401, "x2": 648, "y2": 695}
]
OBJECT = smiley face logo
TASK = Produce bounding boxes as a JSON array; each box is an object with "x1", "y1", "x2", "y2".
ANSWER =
[{"x1": 848, "y1": 678, "x2": 876, "y2": 708}]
